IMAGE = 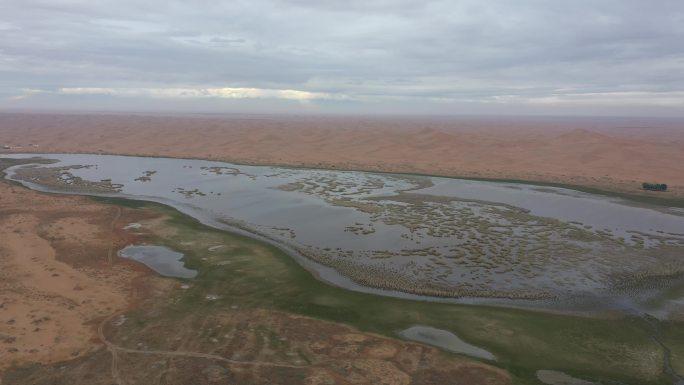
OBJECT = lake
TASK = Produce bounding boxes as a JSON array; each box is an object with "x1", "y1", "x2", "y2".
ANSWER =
[{"x1": 5, "y1": 154, "x2": 684, "y2": 317}]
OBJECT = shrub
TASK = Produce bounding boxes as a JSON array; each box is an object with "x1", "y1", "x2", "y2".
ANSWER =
[{"x1": 642, "y1": 182, "x2": 668, "y2": 191}]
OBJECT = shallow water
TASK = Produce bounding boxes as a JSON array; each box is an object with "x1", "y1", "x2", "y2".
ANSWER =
[
  {"x1": 118, "y1": 245, "x2": 197, "y2": 279},
  {"x1": 536, "y1": 370, "x2": 597, "y2": 385},
  {"x1": 399, "y1": 325, "x2": 495, "y2": 361},
  {"x1": 4, "y1": 154, "x2": 684, "y2": 316}
]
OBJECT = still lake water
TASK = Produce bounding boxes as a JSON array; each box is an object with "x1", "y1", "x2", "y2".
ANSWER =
[
  {"x1": 5, "y1": 154, "x2": 684, "y2": 316},
  {"x1": 399, "y1": 325, "x2": 496, "y2": 361},
  {"x1": 119, "y1": 245, "x2": 197, "y2": 279}
]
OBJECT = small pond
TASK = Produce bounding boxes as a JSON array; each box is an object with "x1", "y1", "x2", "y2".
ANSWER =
[
  {"x1": 536, "y1": 370, "x2": 597, "y2": 385},
  {"x1": 399, "y1": 325, "x2": 496, "y2": 361},
  {"x1": 118, "y1": 245, "x2": 197, "y2": 279}
]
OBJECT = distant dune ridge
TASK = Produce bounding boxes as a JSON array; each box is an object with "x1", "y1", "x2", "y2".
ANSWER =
[{"x1": 1, "y1": 113, "x2": 683, "y2": 196}]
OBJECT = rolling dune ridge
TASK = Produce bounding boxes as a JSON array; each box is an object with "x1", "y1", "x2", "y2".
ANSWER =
[{"x1": 1, "y1": 113, "x2": 683, "y2": 196}]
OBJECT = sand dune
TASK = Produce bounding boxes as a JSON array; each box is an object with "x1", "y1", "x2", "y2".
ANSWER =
[{"x1": 1, "y1": 113, "x2": 682, "y2": 195}]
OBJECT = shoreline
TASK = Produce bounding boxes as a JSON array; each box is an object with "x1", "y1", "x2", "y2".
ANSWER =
[
  {"x1": 4, "y1": 150, "x2": 684, "y2": 208},
  {"x1": 4, "y1": 153, "x2": 683, "y2": 320},
  {"x1": 3, "y1": 112, "x2": 683, "y2": 199},
  {"x1": 2, "y1": 165, "x2": 565, "y2": 315}
]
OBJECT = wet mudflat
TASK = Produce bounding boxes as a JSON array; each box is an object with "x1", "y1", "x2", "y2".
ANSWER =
[{"x1": 4, "y1": 154, "x2": 684, "y2": 316}]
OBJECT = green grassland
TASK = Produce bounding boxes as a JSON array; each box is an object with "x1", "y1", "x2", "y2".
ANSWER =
[{"x1": 92, "y1": 195, "x2": 680, "y2": 385}]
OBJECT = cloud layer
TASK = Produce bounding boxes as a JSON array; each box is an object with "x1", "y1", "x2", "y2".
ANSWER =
[
  {"x1": 56, "y1": 87, "x2": 342, "y2": 100},
  {"x1": 1, "y1": 0, "x2": 683, "y2": 115}
]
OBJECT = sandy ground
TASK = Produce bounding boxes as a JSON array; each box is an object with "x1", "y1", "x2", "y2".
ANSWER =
[
  {"x1": 0, "y1": 182, "x2": 153, "y2": 372},
  {"x1": 6, "y1": 304, "x2": 511, "y2": 385},
  {"x1": 1, "y1": 113, "x2": 683, "y2": 196}
]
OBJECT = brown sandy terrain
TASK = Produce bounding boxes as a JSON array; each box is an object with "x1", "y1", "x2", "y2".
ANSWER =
[
  {"x1": 0, "y1": 181, "x2": 157, "y2": 371},
  {"x1": 7, "y1": 305, "x2": 510, "y2": 385},
  {"x1": 1, "y1": 113, "x2": 683, "y2": 196}
]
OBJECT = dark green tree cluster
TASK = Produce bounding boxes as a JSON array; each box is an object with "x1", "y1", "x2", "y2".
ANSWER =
[{"x1": 642, "y1": 182, "x2": 668, "y2": 191}]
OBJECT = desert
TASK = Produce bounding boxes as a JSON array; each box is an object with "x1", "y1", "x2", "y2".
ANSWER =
[{"x1": 1, "y1": 113, "x2": 683, "y2": 197}]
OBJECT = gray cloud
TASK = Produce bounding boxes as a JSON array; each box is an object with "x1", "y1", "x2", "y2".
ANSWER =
[{"x1": 1, "y1": 0, "x2": 683, "y2": 115}]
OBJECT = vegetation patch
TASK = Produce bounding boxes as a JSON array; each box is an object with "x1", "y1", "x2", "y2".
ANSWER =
[
  {"x1": 94, "y1": 199, "x2": 677, "y2": 385},
  {"x1": 643, "y1": 182, "x2": 668, "y2": 192}
]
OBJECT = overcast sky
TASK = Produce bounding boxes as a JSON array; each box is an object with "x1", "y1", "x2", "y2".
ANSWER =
[{"x1": 1, "y1": 0, "x2": 683, "y2": 116}]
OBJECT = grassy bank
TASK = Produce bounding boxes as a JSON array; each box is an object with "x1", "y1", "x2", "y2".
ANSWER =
[
  {"x1": 95, "y1": 195, "x2": 677, "y2": 385},
  {"x1": 6, "y1": 151, "x2": 684, "y2": 208}
]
